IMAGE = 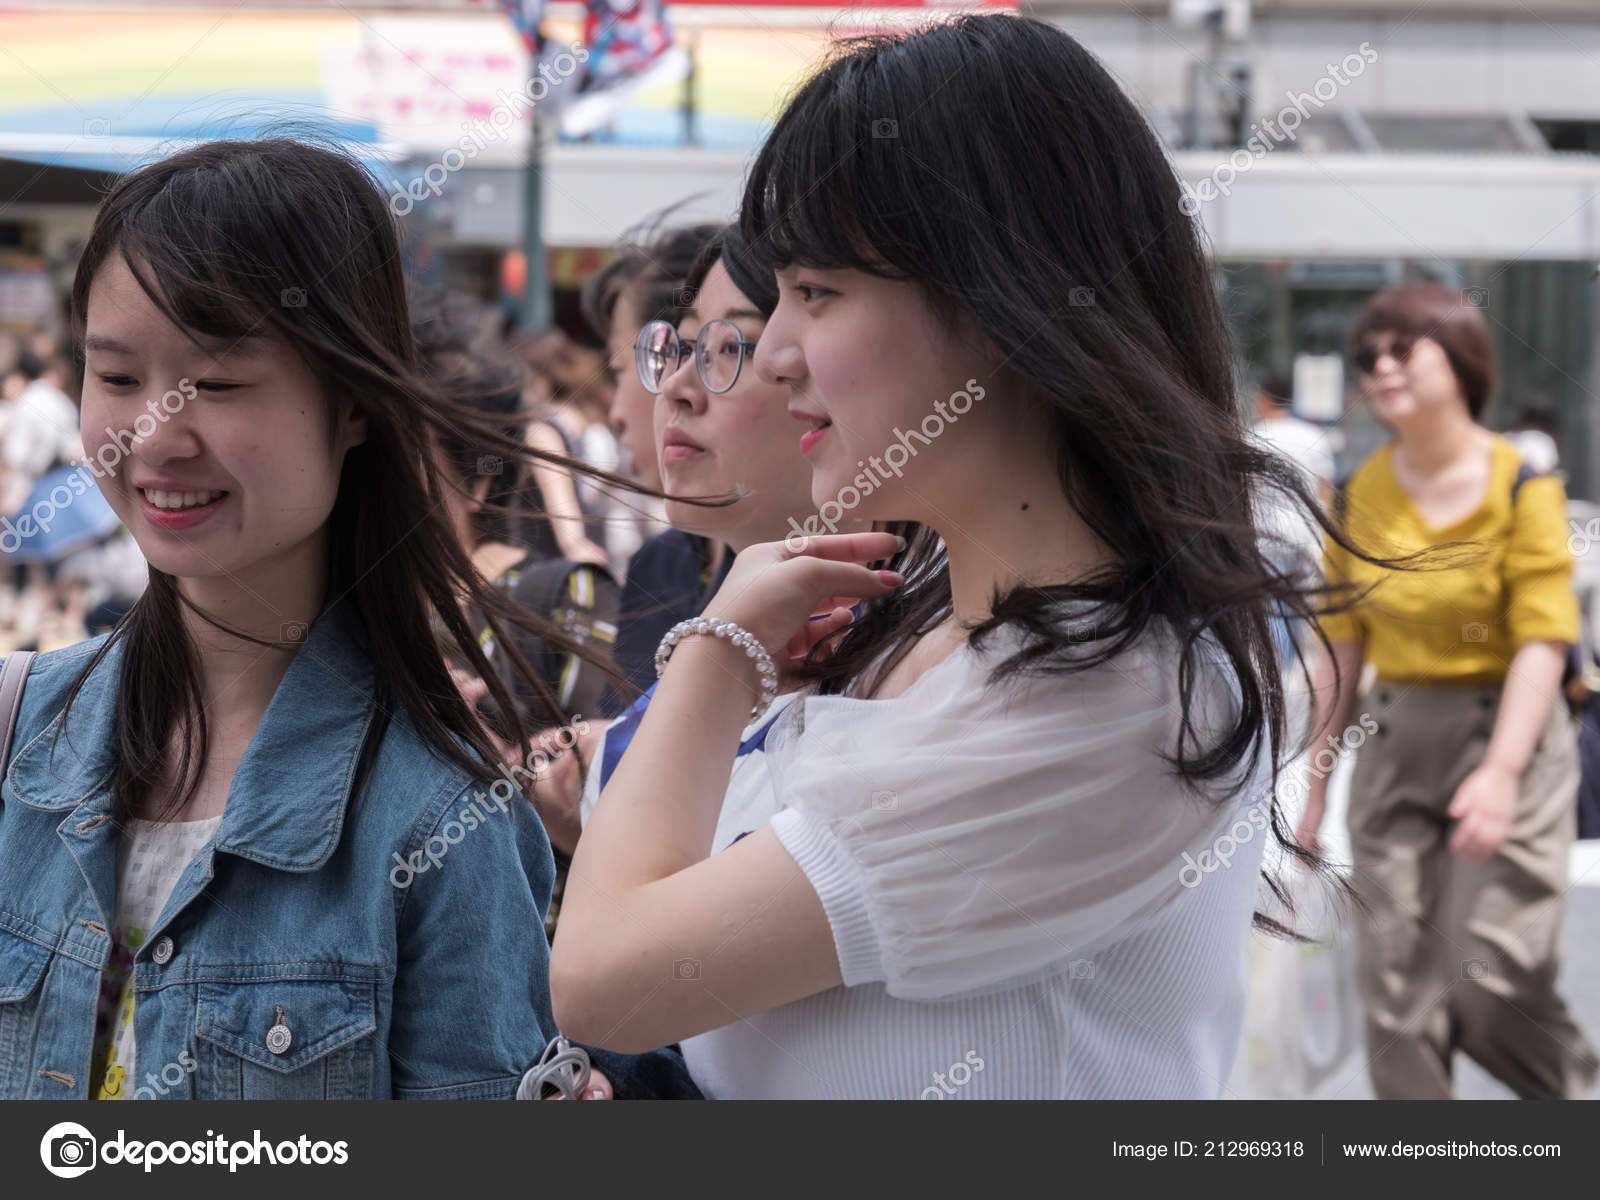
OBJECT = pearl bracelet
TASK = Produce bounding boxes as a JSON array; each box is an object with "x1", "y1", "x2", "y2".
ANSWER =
[{"x1": 654, "y1": 616, "x2": 779, "y2": 720}]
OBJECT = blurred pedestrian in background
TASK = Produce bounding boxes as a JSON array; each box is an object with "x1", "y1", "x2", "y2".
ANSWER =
[
  {"x1": 414, "y1": 284, "x2": 622, "y2": 727},
  {"x1": 414, "y1": 285, "x2": 623, "y2": 939},
  {"x1": 1505, "y1": 393, "x2": 1563, "y2": 477},
  {"x1": 519, "y1": 326, "x2": 619, "y2": 569},
  {"x1": 1251, "y1": 372, "x2": 1337, "y2": 665},
  {"x1": 0, "y1": 340, "x2": 95, "y2": 646},
  {"x1": 1299, "y1": 281, "x2": 1598, "y2": 1100}
]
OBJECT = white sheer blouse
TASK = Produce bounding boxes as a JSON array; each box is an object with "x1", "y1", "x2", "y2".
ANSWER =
[{"x1": 679, "y1": 623, "x2": 1271, "y2": 1099}]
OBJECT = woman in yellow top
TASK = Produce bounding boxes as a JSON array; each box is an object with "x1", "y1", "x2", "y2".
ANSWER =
[{"x1": 1299, "y1": 281, "x2": 1597, "y2": 1100}]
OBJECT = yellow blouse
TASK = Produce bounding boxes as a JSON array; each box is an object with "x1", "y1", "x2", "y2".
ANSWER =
[{"x1": 1319, "y1": 435, "x2": 1579, "y2": 684}]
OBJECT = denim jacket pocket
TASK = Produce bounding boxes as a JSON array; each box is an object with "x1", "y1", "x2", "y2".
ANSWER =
[
  {"x1": 0, "y1": 928, "x2": 54, "y2": 1098},
  {"x1": 194, "y1": 977, "x2": 379, "y2": 1099}
]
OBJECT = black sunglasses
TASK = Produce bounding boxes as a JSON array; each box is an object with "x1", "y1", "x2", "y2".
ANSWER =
[{"x1": 1353, "y1": 334, "x2": 1415, "y2": 375}]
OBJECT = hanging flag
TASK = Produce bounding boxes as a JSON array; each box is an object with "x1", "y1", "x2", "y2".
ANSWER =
[
  {"x1": 499, "y1": 0, "x2": 548, "y2": 56},
  {"x1": 560, "y1": 0, "x2": 689, "y2": 138}
]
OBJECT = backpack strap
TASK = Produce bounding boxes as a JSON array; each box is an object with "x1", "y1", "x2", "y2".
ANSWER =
[
  {"x1": 510, "y1": 559, "x2": 616, "y2": 707},
  {"x1": 515, "y1": 557, "x2": 590, "y2": 624},
  {"x1": 1511, "y1": 459, "x2": 1541, "y2": 504},
  {"x1": 0, "y1": 650, "x2": 37, "y2": 779}
]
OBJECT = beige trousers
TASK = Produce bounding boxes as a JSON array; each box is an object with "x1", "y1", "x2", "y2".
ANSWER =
[{"x1": 1347, "y1": 681, "x2": 1598, "y2": 1099}]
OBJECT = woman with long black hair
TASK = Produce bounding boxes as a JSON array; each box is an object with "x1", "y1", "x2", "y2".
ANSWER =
[
  {"x1": 0, "y1": 137, "x2": 679, "y2": 1100},
  {"x1": 552, "y1": 15, "x2": 1346, "y2": 1099}
]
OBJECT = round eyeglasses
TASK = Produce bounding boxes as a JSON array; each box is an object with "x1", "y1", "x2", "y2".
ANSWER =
[{"x1": 634, "y1": 319, "x2": 759, "y2": 396}]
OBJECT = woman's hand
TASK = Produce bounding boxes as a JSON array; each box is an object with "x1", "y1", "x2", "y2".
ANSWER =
[
  {"x1": 560, "y1": 534, "x2": 612, "y2": 569},
  {"x1": 699, "y1": 532, "x2": 904, "y2": 671},
  {"x1": 447, "y1": 663, "x2": 525, "y2": 767},
  {"x1": 448, "y1": 663, "x2": 490, "y2": 710},
  {"x1": 541, "y1": 1068, "x2": 613, "y2": 1100},
  {"x1": 1448, "y1": 759, "x2": 1519, "y2": 865}
]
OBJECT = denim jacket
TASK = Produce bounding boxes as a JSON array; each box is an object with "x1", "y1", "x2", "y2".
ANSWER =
[{"x1": 0, "y1": 596, "x2": 560, "y2": 1100}]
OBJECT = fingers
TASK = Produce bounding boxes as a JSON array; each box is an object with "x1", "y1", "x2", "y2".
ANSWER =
[
  {"x1": 532, "y1": 728, "x2": 567, "y2": 758},
  {"x1": 785, "y1": 605, "x2": 856, "y2": 666},
  {"x1": 449, "y1": 665, "x2": 491, "y2": 707},
  {"x1": 543, "y1": 1070, "x2": 613, "y2": 1099},
  {"x1": 807, "y1": 606, "x2": 856, "y2": 641},
  {"x1": 797, "y1": 560, "x2": 904, "y2": 602},
  {"x1": 1449, "y1": 825, "x2": 1484, "y2": 864},
  {"x1": 779, "y1": 530, "x2": 904, "y2": 564},
  {"x1": 1449, "y1": 815, "x2": 1488, "y2": 864}
]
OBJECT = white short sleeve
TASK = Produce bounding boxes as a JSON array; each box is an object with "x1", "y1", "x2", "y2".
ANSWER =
[{"x1": 767, "y1": 629, "x2": 1260, "y2": 1002}]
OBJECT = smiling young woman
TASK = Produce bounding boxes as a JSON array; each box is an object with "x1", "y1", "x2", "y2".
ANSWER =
[
  {"x1": 550, "y1": 15, "x2": 1356, "y2": 1099},
  {"x1": 0, "y1": 137, "x2": 681, "y2": 1101}
]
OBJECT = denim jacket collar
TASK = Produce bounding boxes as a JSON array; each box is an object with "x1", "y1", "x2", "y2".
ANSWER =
[{"x1": 5, "y1": 593, "x2": 378, "y2": 873}]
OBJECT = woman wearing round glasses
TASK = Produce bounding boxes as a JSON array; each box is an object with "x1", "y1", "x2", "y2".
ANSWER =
[
  {"x1": 1300, "y1": 281, "x2": 1596, "y2": 1099},
  {"x1": 540, "y1": 225, "x2": 823, "y2": 864}
]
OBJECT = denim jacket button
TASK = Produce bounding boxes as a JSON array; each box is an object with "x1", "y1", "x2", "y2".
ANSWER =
[
  {"x1": 150, "y1": 936, "x2": 175, "y2": 965},
  {"x1": 265, "y1": 1022, "x2": 293, "y2": 1056}
]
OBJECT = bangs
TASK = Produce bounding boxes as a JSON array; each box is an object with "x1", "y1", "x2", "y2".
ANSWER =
[
  {"x1": 1348, "y1": 283, "x2": 1464, "y2": 355},
  {"x1": 71, "y1": 137, "x2": 387, "y2": 356},
  {"x1": 108, "y1": 197, "x2": 283, "y2": 347},
  {"x1": 740, "y1": 33, "x2": 924, "y2": 280}
]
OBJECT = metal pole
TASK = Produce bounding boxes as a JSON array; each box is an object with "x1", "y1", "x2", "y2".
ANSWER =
[{"x1": 520, "y1": 109, "x2": 550, "y2": 332}]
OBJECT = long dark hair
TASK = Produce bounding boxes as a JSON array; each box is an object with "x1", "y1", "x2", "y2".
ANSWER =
[
  {"x1": 741, "y1": 15, "x2": 1382, "y2": 923},
  {"x1": 64, "y1": 137, "x2": 630, "y2": 823}
]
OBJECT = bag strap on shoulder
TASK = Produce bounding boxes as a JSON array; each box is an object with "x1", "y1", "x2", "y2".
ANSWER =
[
  {"x1": 1511, "y1": 459, "x2": 1541, "y2": 504},
  {"x1": 0, "y1": 650, "x2": 37, "y2": 778}
]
